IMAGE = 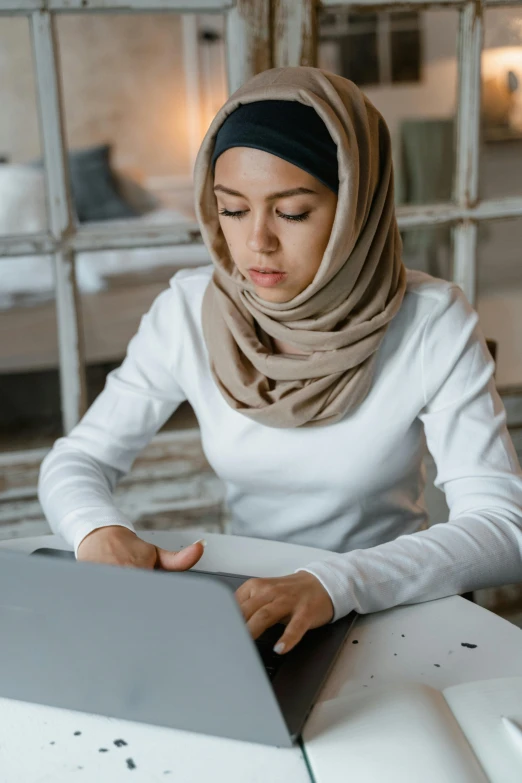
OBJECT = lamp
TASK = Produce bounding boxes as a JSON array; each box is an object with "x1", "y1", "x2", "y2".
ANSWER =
[{"x1": 482, "y1": 16, "x2": 522, "y2": 136}]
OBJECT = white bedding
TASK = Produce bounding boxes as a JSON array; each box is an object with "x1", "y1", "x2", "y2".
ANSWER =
[
  {"x1": 0, "y1": 208, "x2": 211, "y2": 310},
  {"x1": 0, "y1": 165, "x2": 211, "y2": 309}
]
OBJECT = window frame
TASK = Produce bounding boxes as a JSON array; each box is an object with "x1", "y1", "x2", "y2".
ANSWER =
[
  {"x1": 275, "y1": 0, "x2": 522, "y2": 389},
  {"x1": 0, "y1": 0, "x2": 270, "y2": 436},
  {"x1": 1, "y1": 0, "x2": 522, "y2": 462}
]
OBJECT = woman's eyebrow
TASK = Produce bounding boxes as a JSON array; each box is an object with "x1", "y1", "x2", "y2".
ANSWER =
[{"x1": 213, "y1": 185, "x2": 317, "y2": 200}]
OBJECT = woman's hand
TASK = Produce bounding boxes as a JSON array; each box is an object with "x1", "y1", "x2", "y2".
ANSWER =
[
  {"x1": 235, "y1": 571, "x2": 334, "y2": 655},
  {"x1": 77, "y1": 525, "x2": 205, "y2": 571}
]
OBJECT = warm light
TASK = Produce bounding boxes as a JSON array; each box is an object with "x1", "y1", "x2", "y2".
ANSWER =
[{"x1": 482, "y1": 46, "x2": 522, "y2": 131}]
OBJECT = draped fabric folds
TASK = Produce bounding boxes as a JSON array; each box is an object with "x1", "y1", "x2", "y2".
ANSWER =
[{"x1": 194, "y1": 66, "x2": 407, "y2": 428}]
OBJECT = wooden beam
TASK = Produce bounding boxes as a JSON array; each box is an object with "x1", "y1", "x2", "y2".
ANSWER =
[
  {"x1": 452, "y1": 0, "x2": 483, "y2": 305},
  {"x1": 5, "y1": 195, "x2": 522, "y2": 259},
  {"x1": 72, "y1": 223, "x2": 202, "y2": 252},
  {"x1": 225, "y1": 0, "x2": 271, "y2": 94},
  {"x1": 31, "y1": 11, "x2": 87, "y2": 433},
  {"x1": 396, "y1": 196, "x2": 522, "y2": 229},
  {"x1": 321, "y1": 0, "x2": 466, "y2": 7},
  {"x1": 272, "y1": 0, "x2": 317, "y2": 68},
  {"x1": 0, "y1": 0, "x2": 234, "y2": 10},
  {"x1": 0, "y1": 233, "x2": 54, "y2": 257}
]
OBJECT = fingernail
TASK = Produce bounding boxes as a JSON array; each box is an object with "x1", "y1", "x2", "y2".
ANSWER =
[
  {"x1": 273, "y1": 642, "x2": 285, "y2": 655},
  {"x1": 192, "y1": 538, "x2": 207, "y2": 548}
]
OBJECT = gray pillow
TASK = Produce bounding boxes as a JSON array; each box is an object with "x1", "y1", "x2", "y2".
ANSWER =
[
  {"x1": 68, "y1": 144, "x2": 137, "y2": 223},
  {"x1": 30, "y1": 143, "x2": 137, "y2": 223}
]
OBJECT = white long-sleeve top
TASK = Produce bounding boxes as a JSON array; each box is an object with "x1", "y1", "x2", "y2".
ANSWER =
[{"x1": 38, "y1": 265, "x2": 522, "y2": 621}]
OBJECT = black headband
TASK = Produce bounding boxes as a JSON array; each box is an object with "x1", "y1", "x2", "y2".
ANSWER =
[{"x1": 210, "y1": 99, "x2": 339, "y2": 194}]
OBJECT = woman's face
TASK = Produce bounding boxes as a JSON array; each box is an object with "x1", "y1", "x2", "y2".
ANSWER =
[{"x1": 214, "y1": 147, "x2": 338, "y2": 303}]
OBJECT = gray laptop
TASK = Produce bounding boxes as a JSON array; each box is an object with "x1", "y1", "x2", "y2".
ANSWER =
[{"x1": 0, "y1": 547, "x2": 356, "y2": 747}]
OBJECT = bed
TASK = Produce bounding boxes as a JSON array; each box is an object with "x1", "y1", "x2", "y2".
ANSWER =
[{"x1": 0, "y1": 160, "x2": 211, "y2": 373}]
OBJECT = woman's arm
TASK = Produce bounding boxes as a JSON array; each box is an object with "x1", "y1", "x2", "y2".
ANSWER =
[
  {"x1": 38, "y1": 283, "x2": 188, "y2": 556},
  {"x1": 296, "y1": 284, "x2": 522, "y2": 621}
]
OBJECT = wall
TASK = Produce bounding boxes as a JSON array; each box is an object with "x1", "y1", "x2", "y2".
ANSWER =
[
  {"x1": 0, "y1": 18, "x2": 41, "y2": 164},
  {"x1": 0, "y1": 13, "x2": 193, "y2": 178}
]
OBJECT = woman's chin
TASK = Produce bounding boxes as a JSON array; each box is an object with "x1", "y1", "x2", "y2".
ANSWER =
[
  {"x1": 236, "y1": 268, "x2": 301, "y2": 302},
  {"x1": 254, "y1": 285, "x2": 295, "y2": 303}
]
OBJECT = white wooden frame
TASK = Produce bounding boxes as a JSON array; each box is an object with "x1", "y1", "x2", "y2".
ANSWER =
[
  {"x1": 1, "y1": 0, "x2": 522, "y2": 462},
  {"x1": 274, "y1": 0, "x2": 522, "y2": 305},
  {"x1": 0, "y1": 0, "x2": 270, "y2": 437}
]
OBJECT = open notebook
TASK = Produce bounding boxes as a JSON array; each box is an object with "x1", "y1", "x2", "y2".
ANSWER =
[{"x1": 303, "y1": 677, "x2": 522, "y2": 782}]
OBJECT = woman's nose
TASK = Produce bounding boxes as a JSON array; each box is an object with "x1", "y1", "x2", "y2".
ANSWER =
[{"x1": 246, "y1": 219, "x2": 278, "y2": 254}]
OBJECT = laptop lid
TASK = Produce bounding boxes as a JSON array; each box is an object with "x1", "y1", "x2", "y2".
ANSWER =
[
  {"x1": 0, "y1": 549, "x2": 293, "y2": 747},
  {"x1": 29, "y1": 548, "x2": 357, "y2": 744}
]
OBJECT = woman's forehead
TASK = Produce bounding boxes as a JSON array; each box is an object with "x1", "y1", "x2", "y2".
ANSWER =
[{"x1": 214, "y1": 147, "x2": 328, "y2": 196}]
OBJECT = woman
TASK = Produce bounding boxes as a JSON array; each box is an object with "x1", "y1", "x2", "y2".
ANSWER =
[{"x1": 38, "y1": 66, "x2": 522, "y2": 657}]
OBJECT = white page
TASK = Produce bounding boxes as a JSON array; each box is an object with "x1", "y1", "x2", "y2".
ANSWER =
[
  {"x1": 443, "y1": 677, "x2": 522, "y2": 783},
  {"x1": 303, "y1": 682, "x2": 488, "y2": 782}
]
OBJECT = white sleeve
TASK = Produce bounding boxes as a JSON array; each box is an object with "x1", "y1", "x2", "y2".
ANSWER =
[
  {"x1": 38, "y1": 282, "x2": 188, "y2": 555},
  {"x1": 297, "y1": 285, "x2": 522, "y2": 621}
]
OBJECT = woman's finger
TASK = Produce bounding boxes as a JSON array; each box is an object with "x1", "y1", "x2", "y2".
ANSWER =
[
  {"x1": 235, "y1": 578, "x2": 278, "y2": 618},
  {"x1": 246, "y1": 600, "x2": 288, "y2": 640},
  {"x1": 156, "y1": 540, "x2": 206, "y2": 571},
  {"x1": 272, "y1": 609, "x2": 311, "y2": 655},
  {"x1": 235, "y1": 576, "x2": 272, "y2": 604},
  {"x1": 238, "y1": 590, "x2": 282, "y2": 622}
]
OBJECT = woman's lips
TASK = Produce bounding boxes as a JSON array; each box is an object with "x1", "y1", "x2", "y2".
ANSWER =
[{"x1": 248, "y1": 269, "x2": 287, "y2": 287}]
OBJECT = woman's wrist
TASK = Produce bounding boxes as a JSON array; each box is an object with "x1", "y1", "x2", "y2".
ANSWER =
[{"x1": 76, "y1": 525, "x2": 137, "y2": 557}]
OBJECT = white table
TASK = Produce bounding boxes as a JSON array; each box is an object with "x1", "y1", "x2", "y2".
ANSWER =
[{"x1": 1, "y1": 530, "x2": 521, "y2": 783}]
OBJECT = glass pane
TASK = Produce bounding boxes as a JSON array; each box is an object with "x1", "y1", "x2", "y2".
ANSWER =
[
  {"x1": 399, "y1": 225, "x2": 451, "y2": 280},
  {"x1": 343, "y1": 31, "x2": 379, "y2": 86},
  {"x1": 0, "y1": 18, "x2": 48, "y2": 236},
  {"x1": 476, "y1": 217, "x2": 522, "y2": 390},
  {"x1": 319, "y1": 10, "x2": 378, "y2": 86},
  {"x1": 391, "y1": 28, "x2": 422, "y2": 84},
  {"x1": 344, "y1": 13, "x2": 379, "y2": 86},
  {"x1": 0, "y1": 256, "x2": 62, "y2": 450},
  {"x1": 318, "y1": 9, "x2": 459, "y2": 207},
  {"x1": 480, "y1": 8, "x2": 522, "y2": 198},
  {"x1": 55, "y1": 12, "x2": 227, "y2": 227}
]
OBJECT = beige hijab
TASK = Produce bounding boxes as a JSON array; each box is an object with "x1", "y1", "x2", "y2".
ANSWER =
[{"x1": 194, "y1": 66, "x2": 406, "y2": 429}]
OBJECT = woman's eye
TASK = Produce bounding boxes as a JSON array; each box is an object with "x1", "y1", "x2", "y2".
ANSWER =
[
  {"x1": 218, "y1": 208, "x2": 247, "y2": 220},
  {"x1": 218, "y1": 208, "x2": 309, "y2": 223},
  {"x1": 278, "y1": 211, "x2": 309, "y2": 223},
  {"x1": 219, "y1": 209, "x2": 310, "y2": 223}
]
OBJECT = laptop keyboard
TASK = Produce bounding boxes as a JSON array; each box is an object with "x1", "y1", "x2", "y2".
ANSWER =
[
  {"x1": 180, "y1": 569, "x2": 288, "y2": 681},
  {"x1": 254, "y1": 623, "x2": 287, "y2": 681},
  {"x1": 258, "y1": 655, "x2": 283, "y2": 681}
]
